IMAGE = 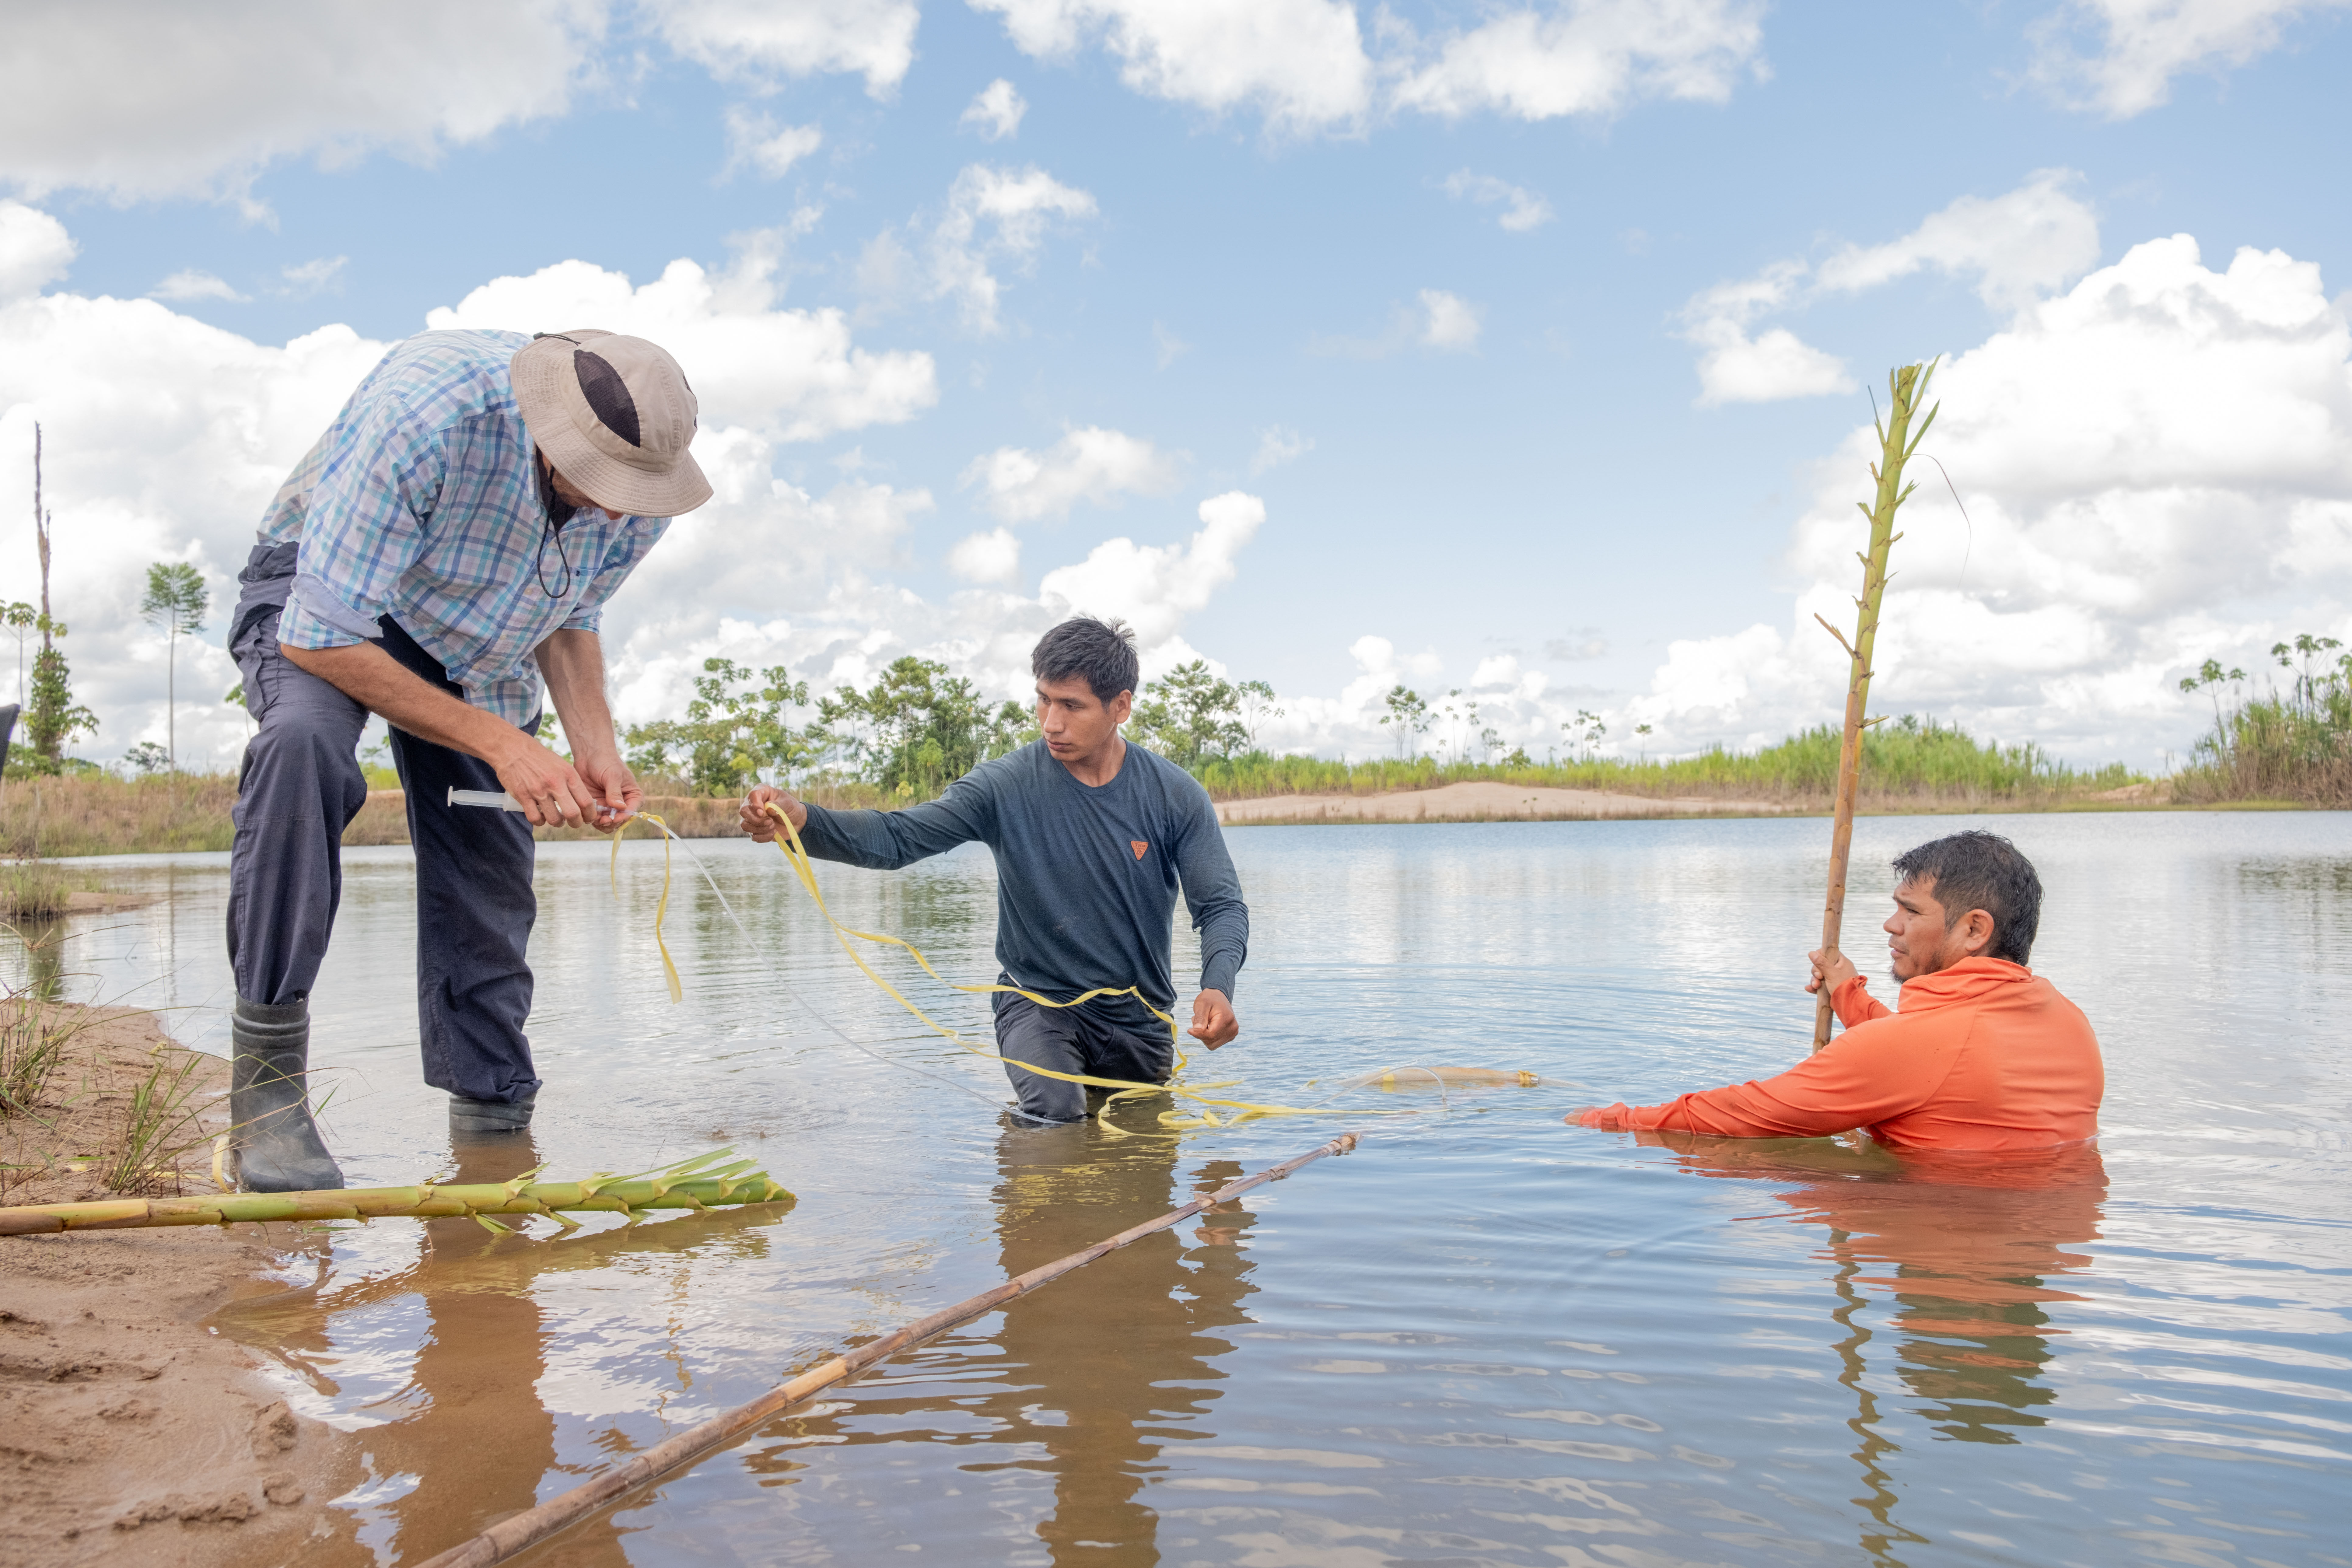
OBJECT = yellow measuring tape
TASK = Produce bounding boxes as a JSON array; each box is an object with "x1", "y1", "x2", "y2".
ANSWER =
[{"x1": 606, "y1": 804, "x2": 1332, "y2": 1132}]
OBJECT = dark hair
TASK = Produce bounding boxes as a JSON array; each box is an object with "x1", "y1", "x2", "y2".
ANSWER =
[
  {"x1": 1891, "y1": 830, "x2": 2043, "y2": 965},
  {"x1": 1032, "y1": 616, "x2": 1139, "y2": 705}
]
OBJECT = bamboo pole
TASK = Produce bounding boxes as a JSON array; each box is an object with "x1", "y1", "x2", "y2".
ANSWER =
[
  {"x1": 0, "y1": 1151, "x2": 788, "y2": 1236},
  {"x1": 1812, "y1": 360, "x2": 1939, "y2": 1052},
  {"x1": 415, "y1": 1130, "x2": 1363, "y2": 1568}
]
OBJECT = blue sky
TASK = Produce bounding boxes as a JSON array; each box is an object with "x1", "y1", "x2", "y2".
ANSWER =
[{"x1": 4, "y1": 0, "x2": 2349, "y2": 774}]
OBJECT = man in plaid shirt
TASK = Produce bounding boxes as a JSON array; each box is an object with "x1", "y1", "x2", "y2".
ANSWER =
[{"x1": 224, "y1": 327, "x2": 711, "y2": 1191}]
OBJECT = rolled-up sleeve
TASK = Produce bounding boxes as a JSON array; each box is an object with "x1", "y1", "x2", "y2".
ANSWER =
[
  {"x1": 561, "y1": 515, "x2": 670, "y2": 633},
  {"x1": 277, "y1": 398, "x2": 445, "y2": 651}
]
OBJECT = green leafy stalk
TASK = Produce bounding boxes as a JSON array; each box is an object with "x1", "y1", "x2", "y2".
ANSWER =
[
  {"x1": 0, "y1": 1149, "x2": 792, "y2": 1236},
  {"x1": 1813, "y1": 360, "x2": 1940, "y2": 1051}
]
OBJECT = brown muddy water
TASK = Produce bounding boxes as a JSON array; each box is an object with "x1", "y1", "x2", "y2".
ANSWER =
[{"x1": 8, "y1": 812, "x2": 2350, "y2": 1567}]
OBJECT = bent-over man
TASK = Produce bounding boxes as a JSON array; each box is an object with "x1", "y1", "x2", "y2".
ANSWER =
[
  {"x1": 226, "y1": 327, "x2": 711, "y2": 1190},
  {"x1": 740, "y1": 617, "x2": 1249, "y2": 1122},
  {"x1": 1570, "y1": 831, "x2": 2102, "y2": 1151}
]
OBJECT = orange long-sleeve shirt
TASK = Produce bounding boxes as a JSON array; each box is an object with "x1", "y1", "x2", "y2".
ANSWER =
[{"x1": 1575, "y1": 957, "x2": 2103, "y2": 1151}]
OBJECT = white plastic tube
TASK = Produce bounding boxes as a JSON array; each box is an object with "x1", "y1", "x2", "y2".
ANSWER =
[
  {"x1": 446, "y1": 785, "x2": 634, "y2": 825},
  {"x1": 447, "y1": 786, "x2": 526, "y2": 812}
]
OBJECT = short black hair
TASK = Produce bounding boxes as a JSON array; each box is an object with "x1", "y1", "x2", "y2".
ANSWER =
[
  {"x1": 1891, "y1": 830, "x2": 2043, "y2": 965},
  {"x1": 1032, "y1": 615, "x2": 1139, "y2": 705}
]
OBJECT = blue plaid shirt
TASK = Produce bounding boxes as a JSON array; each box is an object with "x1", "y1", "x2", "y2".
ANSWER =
[{"x1": 262, "y1": 329, "x2": 670, "y2": 728}]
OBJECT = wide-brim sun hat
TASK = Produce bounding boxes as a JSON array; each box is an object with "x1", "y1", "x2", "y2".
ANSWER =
[{"x1": 510, "y1": 329, "x2": 713, "y2": 518}]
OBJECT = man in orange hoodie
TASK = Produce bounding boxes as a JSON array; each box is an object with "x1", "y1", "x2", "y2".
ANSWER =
[{"x1": 1569, "y1": 831, "x2": 2102, "y2": 1152}]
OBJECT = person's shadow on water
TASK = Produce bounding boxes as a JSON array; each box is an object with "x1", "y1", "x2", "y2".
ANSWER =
[{"x1": 1637, "y1": 1131, "x2": 2108, "y2": 1566}]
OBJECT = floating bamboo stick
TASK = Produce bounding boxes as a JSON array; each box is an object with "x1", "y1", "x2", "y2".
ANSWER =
[
  {"x1": 0, "y1": 1150, "x2": 789, "y2": 1237},
  {"x1": 415, "y1": 1130, "x2": 1363, "y2": 1568},
  {"x1": 1813, "y1": 360, "x2": 1939, "y2": 1052}
]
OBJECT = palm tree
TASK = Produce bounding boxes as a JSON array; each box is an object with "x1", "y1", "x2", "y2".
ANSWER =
[{"x1": 139, "y1": 562, "x2": 210, "y2": 773}]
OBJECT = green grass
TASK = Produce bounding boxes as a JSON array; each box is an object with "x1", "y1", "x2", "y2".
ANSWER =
[
  {"x1": 2172, "y1": 687, "x2": 2350, "y2": 808},
  {"x1": 1195, "y1": 716, "x2": 2144, "y2": 808}
]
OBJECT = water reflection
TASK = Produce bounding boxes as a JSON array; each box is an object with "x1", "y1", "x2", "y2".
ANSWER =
[
  {"x1": 219, "y1": 1130, "x2": 796, "y2": 1565},
  {"x1": 9, "y1": 912, "x2": 64, "y2": 1001},
  {"x1": 740, "y1": 1108, "x2": 1260, "y2": 1563},
  {"x1": 1647, "y1": 1132, "x2": 2108, "y2": 1563}
]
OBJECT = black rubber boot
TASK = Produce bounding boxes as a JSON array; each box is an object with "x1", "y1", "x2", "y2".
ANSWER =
[
  {"x1": 449, "y1": 1090, "x2": 536, "y2": 1136},
  {"x1": 230, "y1": 997, "x2": 344, "y2": 1192}
]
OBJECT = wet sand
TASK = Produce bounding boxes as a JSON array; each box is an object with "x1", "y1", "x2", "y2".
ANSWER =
[
  {"x1": 0, "y1": 1007, "x2": 362, "y2": 1564},
  {"x1": 1215, "y1": 779, "x2": 1792, "y2": 824}
]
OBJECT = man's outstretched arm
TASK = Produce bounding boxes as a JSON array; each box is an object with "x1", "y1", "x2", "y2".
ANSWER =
[
  {"x1": 1570, "y1": 1013, "x2": 1940, "y2": 1137},
  {"x1": 739, "y1": 776, "x2": 994, "y2": 870}
]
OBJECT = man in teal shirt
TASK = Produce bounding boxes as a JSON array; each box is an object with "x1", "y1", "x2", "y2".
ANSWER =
[{"x1": 741, "y1": 617, "x2": 1249, "y2": 1121}]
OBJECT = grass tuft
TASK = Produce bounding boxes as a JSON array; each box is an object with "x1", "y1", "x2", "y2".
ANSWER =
[{"x1": 96, "y1": 1048, "x2": 213, "y2": 1196}]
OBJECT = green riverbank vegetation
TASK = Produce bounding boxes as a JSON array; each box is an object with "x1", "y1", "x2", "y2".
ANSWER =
[
  {"x1": 26, "y1": 644, "x2": 2334, "y2": 862},
  {"x1": 2170, "y1": 634, "x2": 2351, "y2": 807},
  {"x1": 1194, "y1": 715, "x2": 2144, "y2": 810}
]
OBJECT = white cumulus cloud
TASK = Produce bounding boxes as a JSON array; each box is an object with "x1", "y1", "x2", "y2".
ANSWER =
[
  {"x1": 961, "y1": 79, "x2": 1030, "y2": 140},
  {"x1": 923, "y1": 163, "x2": 1099, "y2": 334},
  {"x1": 974, "y1": 0, "x2": 1374, "y2": 134},
  {"x1": 2029, "y1": 0, "x2": 2352, "y2": 118},
  {"x1": 1038, "y1": 491, "x2": 1265, "y2": 652},
  {"x1": 975, "y1": 0, "x2": 1769, "y2": 134},
  {"x1": 425, "y1": 240, "x2": 937, "y2": 442},
  {"x1": 948, "y1": 526, "x2": 1024, "y2": 585},
  {"x1": 280, "y1": 257, "x2": 348, "y2": 298},
  {"x1": 1683, "y1": 171, "x2": 2102, "y2": 404},
  {"x1": 722, "y1": 109, "x2": 823, "y2": 179},
  {"x1": 1441, "y1": 170, "x2": 1554, "y2": 232},
  {"x1": 151, "y1": 269, "x2": 247, "y2": 304},
  {"x1": 963, "y1": 425, "x2": 1179, "y2": 523},
  {"x1": 0, "y1": 1, "x2": 604, "y2": 211},
  {"x1": 1815, "y1": 168, "x2": 2103, "y2": 313},
  {"x1": 1251, "y1": 426, "x2": 1313, "y2": 473},
  {"x1": 1390, "y1": 0, "x2": 1768, "y2": 121},
  {"x1": 0, "y1": 201, "x2": 76, "y2": 301},
  {"x1": 1636, "y1": 233, "x2": 2352, "y2": 765},
  {"x1": 643, "y1": 0, "x2": 919, "y2": 97},
  {"x1": 1419, "y1": 289, "x2": 1483, "y2": 351}
]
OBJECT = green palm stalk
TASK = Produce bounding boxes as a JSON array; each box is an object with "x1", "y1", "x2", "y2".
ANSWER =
[
  {"x1": 0, "y1": 1149, "x2": 790, "y2": 1237},
  {"x1": 1813, "y1": 359, "x2": 1940, "y2": 1052}
]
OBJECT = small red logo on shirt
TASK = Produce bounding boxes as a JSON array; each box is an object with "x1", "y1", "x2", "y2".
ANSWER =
[{"x1": 1131, "y1": 840, "x2": 1149, "y2": 860}]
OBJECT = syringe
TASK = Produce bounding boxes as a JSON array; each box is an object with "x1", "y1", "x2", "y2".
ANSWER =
[
  {"x1": 447, "y1": 786, "x2": 525, "y2": 812},
  {"x1": 446, "y1": 786, "x2": 635, "y2": 825}
]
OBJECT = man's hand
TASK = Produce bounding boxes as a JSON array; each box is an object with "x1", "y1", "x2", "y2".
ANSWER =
[
  {"x1": 1189, "y1": 989, "x2": 1238, "y2": 1050},
  {"x1": 1807, "y1": 946, "x2": 1860, "y2": 997},
  {"x1": 491, "y1": 737, "x2": 606, "y2": 828},
  {"x1": 739, "y1": 786, "x2": 809, "y2": 842},
  {"x1": 283, "y1": 640, "x2": 600, "y2": 827},
  {"x1": 573, "y1": 749, "x2": 644, "y2": 832},
  {"x1": 1565, "y1": 1105, "x2": 1629, "y2": 1130}
]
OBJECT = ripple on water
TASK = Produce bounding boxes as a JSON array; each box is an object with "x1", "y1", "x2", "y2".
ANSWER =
[{"x1": 8, "y1": 811, "x2": 2347, "y2": 1565}]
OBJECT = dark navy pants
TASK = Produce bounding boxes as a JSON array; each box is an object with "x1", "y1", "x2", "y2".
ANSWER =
[
  {"x1": 990, "y1": 990, "x2": 1174, "y2": 1122},
  {"x1": 226, "y1": 543, "x2": 542, "y2": 1105}
]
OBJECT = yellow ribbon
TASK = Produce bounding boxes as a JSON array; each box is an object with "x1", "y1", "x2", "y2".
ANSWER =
[
  {"x1": 611, "y1": 812, "x2": 683, "y2": 1004},
  {"x1": 753, "y1": 802, "x2": 1327, "y2": 1133}
]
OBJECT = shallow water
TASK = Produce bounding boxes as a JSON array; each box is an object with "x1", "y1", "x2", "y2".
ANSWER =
[{"x1": 11, "y1": 810, "x2": 2350, "y2": 1567}]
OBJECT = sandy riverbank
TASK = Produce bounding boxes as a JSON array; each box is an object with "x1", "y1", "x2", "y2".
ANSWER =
[{"x1": 0, "y1": 1006, "x2": 361, "y2": 1564}]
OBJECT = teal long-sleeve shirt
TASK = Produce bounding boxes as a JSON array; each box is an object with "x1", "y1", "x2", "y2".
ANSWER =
[{"x1": 796, "y1": 740, "x2": 1249, "y2": 1033}]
